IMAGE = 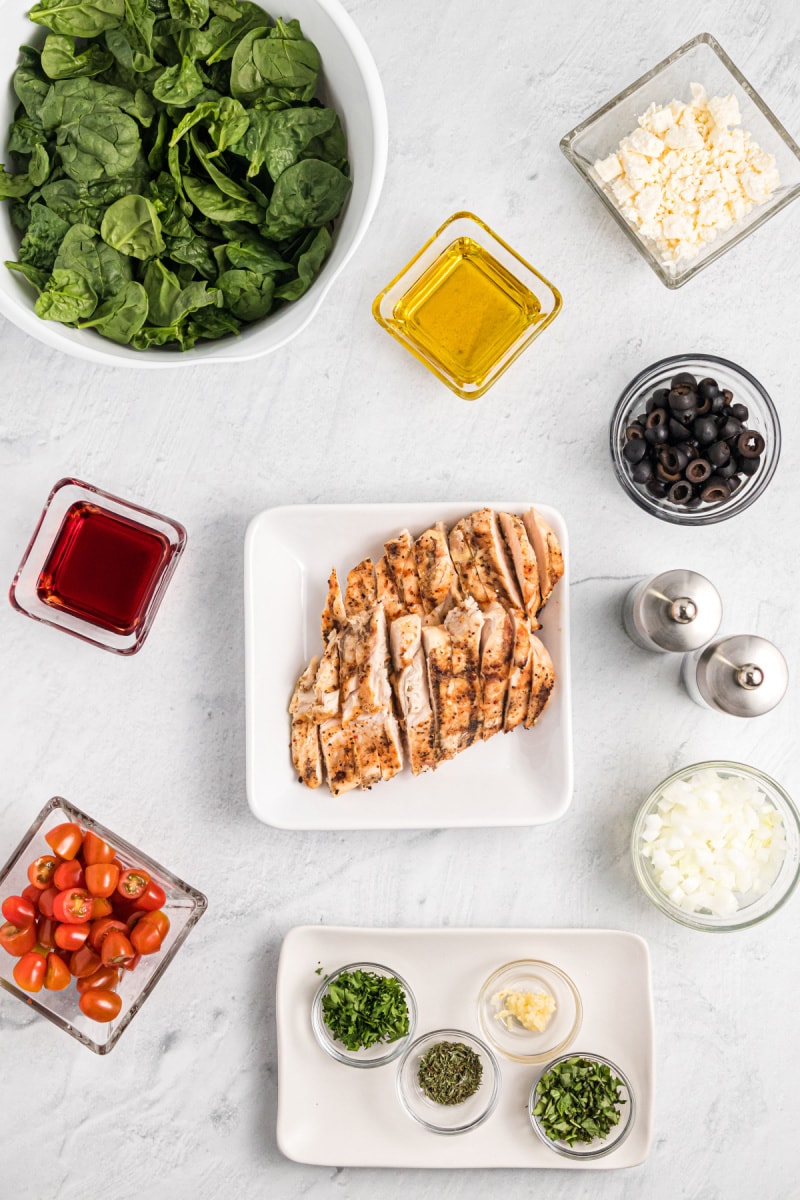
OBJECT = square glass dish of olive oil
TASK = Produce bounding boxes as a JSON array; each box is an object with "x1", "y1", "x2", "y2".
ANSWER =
[{"x1": 373, "y1": 213, "x2": 562, "y2": 399}]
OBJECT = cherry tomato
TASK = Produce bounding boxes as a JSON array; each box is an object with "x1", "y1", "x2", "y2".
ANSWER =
[
  {"x1": 13, "y1": 951, "x2": 46, "y2": 992},
  {"x1": 0, "y1": 921, "x2": 37, "y2": 956},
  {"x1": 91, "y1": 897, "x2": 113, "y2": 919},
  {"x1": 69, "y1": 944, "x2": 101, "y2": 978},
  {"x1": 1, "y1": 895, "x2": 36, "y2": 926},
  {"x1": 44, "y1": 952, "x2": 71, "y2": 991},
  {"x1": 88, "y1": 917, "x2": 129, "y2": 953},
  {"x1": 143, "y1": 910, "x2": 170, "y2": 940},
  {"x1": 77, "y1": 965, "x2": 121, "y2": 994},
  {"x1": 130, "y1": 921, "x2": 161, "y2": 955},
  {"x1": 44, "y1": 822, "x2": 83, "y2": 861},
  {"x1": 79, "y1": 988, "x2": 122, "y2": 1022},
  {"x1": 101, "y1": 930, "x2": 135, "y2": 967},
  {"x1": 85, "y1": 863, "x2": 119, "y2": 899},
  {"x1": 123, "y1": 952, "x2": 142, "y2": 973},
  {"x1": 27, "y1": 855, "x2": 60, "y2": 890},
  {"x1": 37, "y1": 918, "x2": 58, "y2": 950},
  {"x1": 81, "y1": 831, "x2": 116, "y2": 865},
  {"x1": 21, "y1": 883, "x2": 42, "y2": 908},
  {"x1": 126, "y1": 911, "x2": 145, "y2": 931},
  {"x1": 53, "y1": 888, "x2": 93, "y2": 925},
  {"x1": 133, "y1": 880, "x2": 168, "y2": 912},
  {"x1": 53, "y1": 859, "x2": 85, "y2": 891},
  {"x1": 37, "y1": 887, "x2": 59, "y2": 919},
  {"x1": 116, "y1": 869, "x2": 150, "y2": 902},
  {"x1": 54, "y1": 923, "x2": 89, "y2": 951}
]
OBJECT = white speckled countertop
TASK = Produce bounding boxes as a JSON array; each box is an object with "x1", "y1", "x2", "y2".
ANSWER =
[{"x1": 2, "y1": 1, "x2": 799, "y2": 1197}]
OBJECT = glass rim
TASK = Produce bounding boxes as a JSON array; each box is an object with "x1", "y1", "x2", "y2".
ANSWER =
[{"x1": 529, "y1": 1050, "x2": 636, "y2": 1159}]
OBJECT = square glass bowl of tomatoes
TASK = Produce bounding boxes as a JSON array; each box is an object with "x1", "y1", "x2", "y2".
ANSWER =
[{"x1": 0, "y1": 797, "x2": 207, "y2": 1054}]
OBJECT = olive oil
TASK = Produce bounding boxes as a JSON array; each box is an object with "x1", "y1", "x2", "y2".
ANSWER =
[{"x1": 392, "y1": 237, "x2": 542, "y2": 388}]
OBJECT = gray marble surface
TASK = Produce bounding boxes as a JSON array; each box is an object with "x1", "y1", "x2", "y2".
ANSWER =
[{"x1": 1, "y1": 0, "x2": 799, "y2": 1196}]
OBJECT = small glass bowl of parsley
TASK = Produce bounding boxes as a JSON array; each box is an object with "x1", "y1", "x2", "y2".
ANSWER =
[
  {"x1": 529, "y1": 1052, "x2": 635, "y2": 1159},
  {"x1": 311, "y1": 962, "x2": 417, "y2": 1068},
  {"x1": 396, "y1": 1029, "x2": 501, "y2": 1135}
]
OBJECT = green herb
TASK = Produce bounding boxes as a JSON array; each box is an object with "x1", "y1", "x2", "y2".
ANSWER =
[
  {"x1": 321, "y1": 969, "x2": 409, "y2": 1052},
  {"x1": 417, "y1": 1041, "x2": 483, "y2": 1106},
  {"x1": 533, "y1": 1057, "x2": 626, "y2": 1146},
  {"x1": 0, "y1": 2, "x2": 350, "y2": 350}
]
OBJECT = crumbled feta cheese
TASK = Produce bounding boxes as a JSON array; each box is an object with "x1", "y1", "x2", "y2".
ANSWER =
[{"x1": 591, "y1": 83, "x2": 780, "y2": 267}]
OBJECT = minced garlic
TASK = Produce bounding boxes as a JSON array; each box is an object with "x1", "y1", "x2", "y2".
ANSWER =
[{"x1": 492, "y1": 988, "x2": 556, "y2": 1032}]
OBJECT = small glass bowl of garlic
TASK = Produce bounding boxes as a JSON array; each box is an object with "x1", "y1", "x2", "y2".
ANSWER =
[
  {"x1": 632, "y1": 761, "x2": 800, "y2": 931},
  {"x1": 477, "y1": 960, "x2": 582, "y2": 1064}
]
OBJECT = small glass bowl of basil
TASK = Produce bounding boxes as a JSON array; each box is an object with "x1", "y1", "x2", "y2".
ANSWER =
[
  {"x1": 311, "y1": 961, "x2": 417, "y2": 1068},
  {"x1": 396, "y1": 1029, "x2": 501, "y2": 1135},
  {"x1": 529, "y1": 1052, "x2": 635, "y2": 1159}
]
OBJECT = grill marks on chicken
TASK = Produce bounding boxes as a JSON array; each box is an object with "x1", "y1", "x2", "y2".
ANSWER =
[{"x1": 290, "y1": 507, "x2": 563, "y2": 793}]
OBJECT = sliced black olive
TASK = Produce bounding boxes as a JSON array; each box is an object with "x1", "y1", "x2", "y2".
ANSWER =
[
  {"x1": 646, "y1": 388, "x2": 670, "y2": 412},
  {"x1": 645, "y1": 425, "x2": 669, "y2": 445},
  {"x1": 695, "y1": 392, "x2": 713, "y2": 415},
  {"x1": 728, "y1": 475, "x2": 743, "y2": 493},
  {"x1": 646, "y1": 478, "x2": 668, "y2": 498},
  {"x1": 656, "y1": 462, "x2": 682, "y2": 483},
  {"x1": 685, "y1": 458, "x2": 712, "y2": 484},
  {"x1": 722, "y1": 388, "x2": 734, "y2": 403},
  {"x1": 684, "y1": 443, "x2": 699, "y2": 460},
  {"x1": 659, "y1": 446, "x2": 688, "y2": 472},
  {"x1": 731, "y1": 403, "x2": 749, "y2": 422},
  {"x1": 701, "y1": 481, "x2": 732, "y2": 503},
  {"x1": 669, "y1": 385, "x2": 697, "y2": 412},
  {"x1": 671, "y1": 371, "x2": 698, "y2": 390},
  {"x1": 668, "y1": 481, "x2": 693, "y2": 505},
  {"x1": 623, "y1": 438, "x2": 648, "y2": 464},
  {"x1": 710, "y1": 393, "x2": 726, "y2": 414},
  {"x1": 646, "y1": 407, "x2": 669, "y2": 429},
  {"x1": 737, "y1": 430, "x2": 765, "y2": 458},
  {"x1": 719, "y1": 417, "x2": 744, "y2": 440},
  {"x1": 740, "y1": 455, "x2": 761, "y2": 476},
  {"x1": 631, "y1": 460, "x2": 653, "y2": 483},
  {"x1": 698, "y1": 378, "x2": 720, "y2": 400},
  {"x1": 669, "y1": 418, "x2": 692, "y2": 442},
  {"x1": 716, "y1": 459, "x2": 738, "y2": 479},
  {"x1": 625, "y1": 424, "x2": 645, "y2": 441},
  {"x1": 708, "y1": 440, "x2": 731, "y2": 467},
  {"x1": 693, "y1": 416, "x2": 718, "y2": 444}
]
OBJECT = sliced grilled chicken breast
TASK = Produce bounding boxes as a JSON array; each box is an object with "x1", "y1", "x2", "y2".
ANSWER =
[
  {"x1": 313, "y1": 634, "x2": 341, "y2": 721},
  {"x1": 466, "y1": 508, "x2": 524, "y2": 611},
  {"x1": 375, "y1": 555, "x2": 405, "y2": 622},
  {"x1": 345, "y1": 557, "x2": 377, "y2": 616},
  {"x1": 499, "y1": 512, "x2": 542, "y2": 625},
  {"x1": 421, "y1": 623, "x2": 455, "y2": 763},
  {"x1": 503, "y1": 611, "x2": 533, "y2": 731},
  {"x1": 319, "y1": 718, "x2": 359, "y2": 796},
  {"x1": 338, "y1": 617, "x2": 381, "y2": 787},
  {"x1": 479, "y1": 602, "x2": 514, "y2": 740},
  {"x1": 321, "y1": 567, "x2": 346, "y2": 640},
  {"x1": 522, "y1": 508, "x2": 564, "y2": 609},
  {"x1": 443, "y1": 597, "x2": 484, "y2": 753},
  {"x1": 384, "y1": 530, "x2": 423, "y2": 615},
  {"x1": 289, "y1": 657, "x2": 324, "y2": 788},
  {"x1": 390, "y1": 615, "x2": 436, "y2": 775},
  {"x1": 449, "y1": 520, "x2": 492, "y2": 606},
  {"x1": 415, "y1": 524, "x2": 462, "y2": 624},
  {"x1": 525, "y1": 633, "x2": 556, "y2": 727}
]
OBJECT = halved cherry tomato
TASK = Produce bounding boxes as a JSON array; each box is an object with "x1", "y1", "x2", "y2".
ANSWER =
[
  {"x1": 37, "y1": 918, "x2": 58, "y2": 950},
  {"x1": 69, "y1": 944, "x2": 101, "y2": 978},
  {"x1": 77, "y1": 965, "x2": 121, "y2": 994},
  {"x1": 79, "y1": 988, "x2": 121, "y2": 1022},
  {"x1": 13, "y1": 951, "x2": 46, "y2": 992},
  {"x1": 123, "y1": 952, "x2": 142, "y2": 973},
  {"x1": 45, "y1": 822, "x2": 83, "y2": 861},
  {"x1": 1, "y1": 895, "x2": 36, "y2": 927},
  {"x1": 116, "y1": 869, "x2": 150, "y2": 902},
  {"x1": 21, "y1": 883, "x2": 42, "y2": 908},
  {"x1": 54, "y1": 923, "x2": 89, "y2": 951},
  {"x1": 53, "y1": 888, "x2": 93, "y2": 925},
  {"x1": 133, "y1": 880, "x2": 168, "y2": 912},
  {"x1": 44, "y1": 952, "x2": 71, "y2": 991},
  {"x1": 27, "y1": 855, "x2": 60, "y2": 890},
  {"x1": 0, "y1": 921, "x2": 37, "y2": 956},
  {"x1": 130, "y1": 912, "x2": 169, "y2": 956},
  {"x1": 88, "y1": 917, "x2": 129, "y2": 953},
  {"x1": 53, "y1": 859, "x2": 85, "y2": 891},
  {"x1": 91, "y1": 897, "x2": 113, "y2": 919},
  {"x1": 85, "y1": 863, "x2": 119, "y2": 899},
  {"x1": 101, "y1": 930, "x2": 135, "y2": 967},
  {"x1": 81, "y1": 831, "x2": 116, "y2": 865},
  {"x1": 37, "y1": 887, "x2": 59, "y2": 919}
]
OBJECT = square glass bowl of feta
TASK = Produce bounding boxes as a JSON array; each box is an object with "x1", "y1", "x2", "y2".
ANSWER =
[{"x1": 560, "y1": 33, "x2": 800, "y2": 287}]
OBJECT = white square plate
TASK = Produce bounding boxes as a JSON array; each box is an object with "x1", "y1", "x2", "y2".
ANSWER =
[
  {"x1": 275, "y1": 926, "x2": 655, "y2": 1169},
  {"x1": 244, "y1": 502, "x2": 572, "y2": 829}
]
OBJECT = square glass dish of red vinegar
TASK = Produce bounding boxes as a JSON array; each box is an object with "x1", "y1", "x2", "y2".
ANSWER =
[{"x1": 10, "y1": 478, "x2": 186, "y2": 654}]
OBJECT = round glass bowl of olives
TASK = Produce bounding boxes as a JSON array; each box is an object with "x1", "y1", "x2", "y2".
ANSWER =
[{"x1": 610, "y1": 355, "x2": 780, "y2": 525}]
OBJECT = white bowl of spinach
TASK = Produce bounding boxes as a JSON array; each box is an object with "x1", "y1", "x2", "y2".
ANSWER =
[{"x1": 0, "y1": 0, "x2": 387, "y2": 365}]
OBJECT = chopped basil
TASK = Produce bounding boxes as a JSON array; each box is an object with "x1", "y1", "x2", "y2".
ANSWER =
[{"x1": 533, "y1": 1056, "x2": 626, "y2": 1146}]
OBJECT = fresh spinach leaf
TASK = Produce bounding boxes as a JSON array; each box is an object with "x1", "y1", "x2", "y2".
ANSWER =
[
  {"x1": 6, "y1": 259, "x2": 51, "y2": 292},
  {"x1": 29, "y1": 0, "x2": 126, "y2": 38},
  {"x1": 168, "y1": 0, "x2": 209, "y2": 27},
  {"x1": 183, "y1": 174, "x2": 262, "y2": 222},
  {"x1": 13, "y1": 47, "x2": 51, "y2": 120},
  {"x1": 217, "y1": 266, "x2": 273, "y2": 318},
  {"x1": 17, "y1": 202, "x2": 70, "y2": 270},
  {"x1": 152, "y1": 55, "x2": 206, "y2": 106},
  {"x1": 41, "y1": 34, "x2": 114, "y2": 79},
  {"x1": 142, "y1": 258, "x2": 216, "y2": 324},
  {"x1": 224, "y1": 233, "x2": 289, "y2": 272},
  {"x1": 35, "y1": 267, "x2": 98, "y2": 322},
  {"x1": 274, "y1": 224, "x2": 330, "y2": 300},
  {"x1": 78, "y1": 279, "x2": 148, "y2": 341},
  {"x1": 101, "y1": 193, "x2": 165, "y2": 258},
  {"x1": 0, "y1": 146, "x2": 50, "y2": 199},
  {"x1": 251, "y1": 18, "x2": 319, "y2": 102},
  {"x1": 55, "y1": 222, "x2": 133, "y2": 297},
  {"x1": 260, "y1": 158, "x2": 350, "y2": 240}
]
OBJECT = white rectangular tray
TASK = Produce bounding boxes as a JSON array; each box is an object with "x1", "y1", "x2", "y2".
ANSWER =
[
  {"x1": 276, "y1": 926, "x2": 654, "y2": 1169},
  {"x1": 244, "y1": 502, "x2": 572, "y2": 829}
]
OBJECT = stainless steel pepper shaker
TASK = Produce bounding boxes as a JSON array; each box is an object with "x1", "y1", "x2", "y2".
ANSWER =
[
  {"x1": 682, "y1": 634, "x2": 789, "y2": 716},
  {"x1": 622, "y1": 569, "x2": 723, "y2": 653}
]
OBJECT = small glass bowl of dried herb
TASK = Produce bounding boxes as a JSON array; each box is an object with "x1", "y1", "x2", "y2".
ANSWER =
[
  {"x1": 311, "y1": 962, "x2": 417, "y2": 1068},
  {"x1": 529, "y1": 1052, "x2": 635, "y2": 1159},
  {"x1": 396, "y1": 1029, "x2": 501, "y2": 1135}
]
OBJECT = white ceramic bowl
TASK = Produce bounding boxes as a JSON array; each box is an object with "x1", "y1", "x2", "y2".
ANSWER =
[{"x1": 0, "y1": 0, "x2": 387, "y2": 368}]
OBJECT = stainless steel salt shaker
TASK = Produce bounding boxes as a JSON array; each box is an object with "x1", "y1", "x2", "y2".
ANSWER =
[
  {"x1": 622, "y1": 569, "x2": 723, "y2": 653},
  {"x1": 682, "y1": 634, "x2": 789, "y2": 717}
]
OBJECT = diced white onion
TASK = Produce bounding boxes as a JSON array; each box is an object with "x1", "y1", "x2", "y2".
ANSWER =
[{"x1": 640, "y1": 769, "x2": 785, "y2": 916}]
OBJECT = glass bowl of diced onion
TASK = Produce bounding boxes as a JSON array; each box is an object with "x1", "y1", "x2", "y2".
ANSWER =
[{"x1": 631, "y1": 761, "x2": 800, "y2": 931}]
